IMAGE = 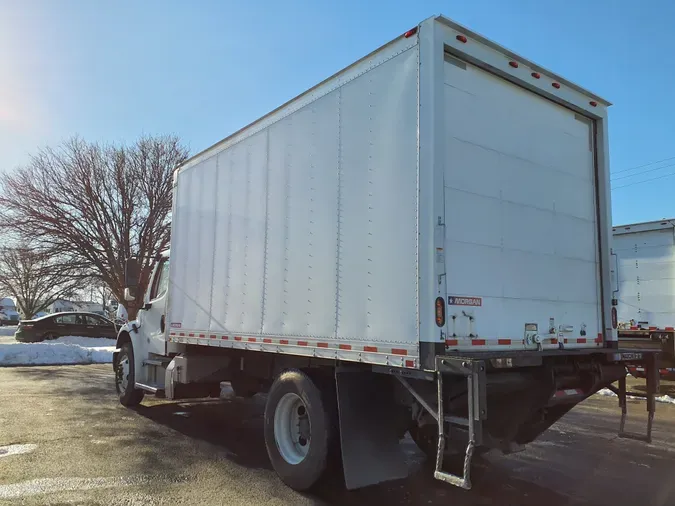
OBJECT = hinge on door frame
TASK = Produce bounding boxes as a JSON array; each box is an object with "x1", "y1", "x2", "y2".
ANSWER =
[{"x1": 436, "y1": 216, "x2": 446, "y2": 286}]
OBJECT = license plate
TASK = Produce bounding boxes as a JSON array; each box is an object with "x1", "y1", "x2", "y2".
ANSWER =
[{"x1": 621, "y1": 352, "x2": 643, "y2": 361}]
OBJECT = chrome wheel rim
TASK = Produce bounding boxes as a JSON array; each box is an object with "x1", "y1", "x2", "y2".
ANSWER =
[
  {"x1": 274, "y1": 393, "x2": 311, "y2": 464},
  {"x1": 116, "y1": 355, "x2": 130, "y2": 394}
]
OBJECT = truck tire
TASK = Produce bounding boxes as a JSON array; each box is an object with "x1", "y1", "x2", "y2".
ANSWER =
[
  {"x1": 263, "y1": 369, "x2": 338, "y2": 491},
  {"x1": 115, "y1": 343, "x2": 145, "y2": 407}
]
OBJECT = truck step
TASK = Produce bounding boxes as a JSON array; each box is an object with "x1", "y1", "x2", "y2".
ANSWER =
[
  {"x1": 135, "y1": 382, "x2": 165, "y2": 396},
  {"x1": 613, "y1": 353, "x2": 658, "y2": 444},
  {"x1": 143, "y1": 359, "x2": 170, "y2": 367},
  {"x1": 434, "y1": 356, "x2": 487, "y2": 490}
]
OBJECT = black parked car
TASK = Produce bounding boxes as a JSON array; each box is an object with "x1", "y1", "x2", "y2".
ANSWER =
[{"x1": 14, "y1": 312, "x2": 117, "y2": 343}]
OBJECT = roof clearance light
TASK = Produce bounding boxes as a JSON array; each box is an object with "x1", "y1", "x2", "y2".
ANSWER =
[
  {"x1": 531, "y1": 72, "x2": 541, "y2": 79},
  {"x1": 456, "y1": 34, "x2": 467, "y2": 43},
  {"x1": 590, "y1": 101, "x2": 598, "y2": 107},
  {"x1": 552, "y1": 82, "x2": 561, "y2": 89},
  {"x1": 404, "y1": 27, "x2": 418, "y2": 38},
  {"x1": 509, "y1": 61, "x2": 519, "y2": 68}
]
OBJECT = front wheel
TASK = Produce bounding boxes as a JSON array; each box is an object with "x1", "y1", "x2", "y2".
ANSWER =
[
  {"x1": 263, "y1": 369, "x2": 338, "y2": 491},
  {"x1": 115, "y1": 343, "x2": 144, "y2": 407}
]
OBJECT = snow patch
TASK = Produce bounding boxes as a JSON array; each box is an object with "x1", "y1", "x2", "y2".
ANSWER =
[
  {"x1": 0, "y1": 444, "x2": 37, "y2": 458},
  {"x1": 656, "y1": 394, "x2": 675, "y2": 405},
  {"x1": 595, "y1": 388, "x2": 675, "y2": 405},
  {"x1": 0, "y1": 336, "x2": 116, "y2": 366}
]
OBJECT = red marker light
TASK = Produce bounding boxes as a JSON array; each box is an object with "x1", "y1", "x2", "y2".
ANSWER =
[
  {"x1": 456, "y1": 34, "x2": 467, "y2": 43},
  {"x1": 435, "y1": 297, "x2": 446, "y2": 327},
  {"x1": 552, "y1": 82, "x2": 561, "y2": 89},
  {"x1": 531, "y1": 72, "x2": 541, "y2": 79},
  {"x1": 589, "y1": 101, "x2": 598, "y2": 107},
  {"x1": 509, "y1": 61, "x2": 519, "y2": 68},
  {"x1": 404, "y1": 27, "x2": 418, "y2": 38}
]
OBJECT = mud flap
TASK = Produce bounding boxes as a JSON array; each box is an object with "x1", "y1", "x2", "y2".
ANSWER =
[{"x1": 336, "y1": 370, "x2": 408, "y2": 490}]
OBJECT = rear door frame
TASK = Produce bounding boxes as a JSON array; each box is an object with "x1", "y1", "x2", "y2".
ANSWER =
[{"x1": 417, "y1": 17, "x2": 615, "y2": 364}]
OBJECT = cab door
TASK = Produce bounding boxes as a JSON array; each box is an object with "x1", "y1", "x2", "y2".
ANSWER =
[{"x1": 137, "y1": 256, "x2": 170, "y2": 356}]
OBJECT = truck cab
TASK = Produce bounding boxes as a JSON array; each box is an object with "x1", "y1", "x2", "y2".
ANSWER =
[{"x1": 113, "y1": 251, "x2": 176, "y2": 399}]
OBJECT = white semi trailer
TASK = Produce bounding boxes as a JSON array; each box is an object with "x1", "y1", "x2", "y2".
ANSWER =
[
  {"x1": 114, "y1": 15, "x2": 658, "y2": 491},
  {"x1": 613, "y1": 219, "x2": 675, "y2": 380}
]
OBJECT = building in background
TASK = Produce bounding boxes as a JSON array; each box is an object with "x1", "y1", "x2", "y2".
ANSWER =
[
  {"x1": 48, "y1": 299, "x2": 105, "y2": 315},
  {"x1": 73, "y1": 300, "x2": 105, "y2": 315},
  {"x1": 50, "y1": 299, "x2": 76, "y2": 313}
]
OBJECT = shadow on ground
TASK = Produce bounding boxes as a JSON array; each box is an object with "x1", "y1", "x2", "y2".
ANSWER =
[
  {"x1": 133, "y1": 396, "x2": 272, "y2": 470},
  {"x1": 131, "y1": 395, "x2": 591, "y2": 506},
  {"x1": 629, "y1": 380, "x2": 675, "y2": 397}
]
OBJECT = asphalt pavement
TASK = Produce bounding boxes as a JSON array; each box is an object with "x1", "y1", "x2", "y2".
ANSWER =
[{"x1": 1, "y1": 365, "x2": 675, "y2": 505}]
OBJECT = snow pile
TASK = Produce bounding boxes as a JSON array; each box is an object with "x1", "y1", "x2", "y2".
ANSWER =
[
  {"x1": 0, "y1": 336, "x2": 116, "y2": 366},
  {"x1": 595, "y1": 388, "x2": 675, "y2": 405}
]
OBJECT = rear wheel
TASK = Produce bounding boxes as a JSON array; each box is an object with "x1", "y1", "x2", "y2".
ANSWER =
[
  {"x1": 115, "y1": 343, "x2": 144, "y2": 407},
  {"x1": 263, "y1": 369, "x2": 338, "y2": 491},
  {"x1": 42, "y1": 332, "x2": 58, "y2": 341}
]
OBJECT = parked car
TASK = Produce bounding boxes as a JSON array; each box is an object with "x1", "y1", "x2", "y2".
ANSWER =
[{"x1": 14, "y1": 312, "x2": 117, "y2": 343}]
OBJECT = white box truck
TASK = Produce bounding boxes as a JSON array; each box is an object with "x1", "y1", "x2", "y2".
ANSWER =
[
  {"x1": 613, "y1": 219, "x2": 675, "y2": 379},
  {"x1": 114, "y1": 15, "x2": 659, "y2": 492}
]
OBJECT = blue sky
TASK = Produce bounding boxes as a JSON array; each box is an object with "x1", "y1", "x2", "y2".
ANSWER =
[{"x1": 0, "y1": 0, "x2": 673, "y2": 225}]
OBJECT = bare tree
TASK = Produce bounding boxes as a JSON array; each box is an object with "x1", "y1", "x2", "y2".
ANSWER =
[
  {"x1": 0, "y1": 247, "x2": 87, "y2": 318},
  {"x1": 81, "y1": 277, "x2": 115, "y2": 315},
  {"x1": 0, "y1": 135, "x2": 189, "y2": 319}
]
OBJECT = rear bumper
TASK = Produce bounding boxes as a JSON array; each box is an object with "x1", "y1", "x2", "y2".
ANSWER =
[{"x1": 438, "y1": 346, "x2": 655, "y2": 362}]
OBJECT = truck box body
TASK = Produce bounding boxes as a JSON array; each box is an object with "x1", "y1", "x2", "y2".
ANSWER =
[
  {"x1": 115, "y1": 15, "x2": 663, "y2": 493},
  {"x1": 167, "y1": 16, "x2": 615, "y2": 370},
  {"x1": 613, "y1": 220, "x2": 675, "y2": 328}
]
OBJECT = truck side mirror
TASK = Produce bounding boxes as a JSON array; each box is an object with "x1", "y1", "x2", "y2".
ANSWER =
[
  {"x1": 125, "y1": 257, "x2": 140, "y2": 289},
  {"x1": 124, "y1": 257, "x2": 140, "y2": 302}
]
